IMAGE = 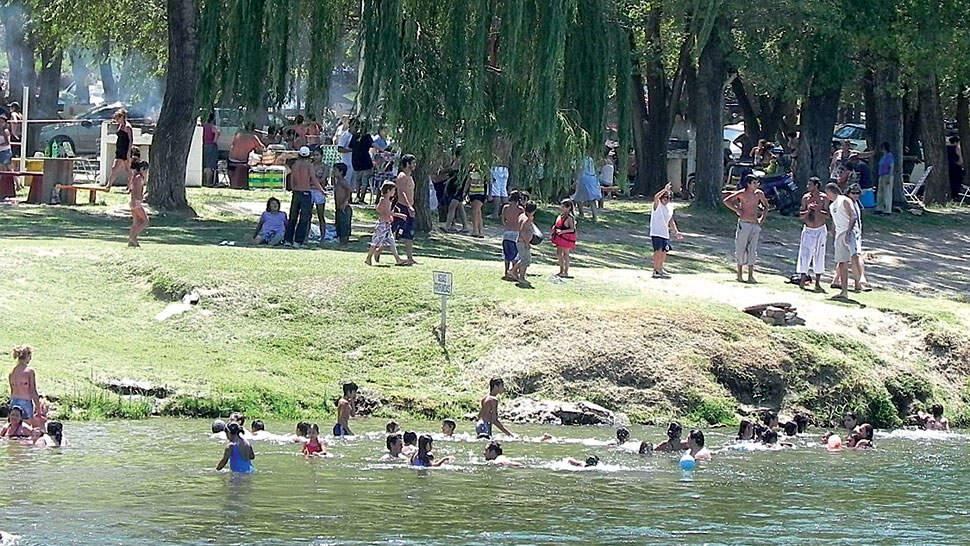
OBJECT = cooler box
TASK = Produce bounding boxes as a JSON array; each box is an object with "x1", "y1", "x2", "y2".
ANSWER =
[
  {"x1": 860, "y1": 188, "x2": 876, "y2": 209},
  {"x1": 249, "y1": 166, "x2": 287, "y2": 189}
]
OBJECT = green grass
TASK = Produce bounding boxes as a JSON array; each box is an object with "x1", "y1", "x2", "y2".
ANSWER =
[{"x1": 2, "y1": 188, "x2": 969, "y2": 425}]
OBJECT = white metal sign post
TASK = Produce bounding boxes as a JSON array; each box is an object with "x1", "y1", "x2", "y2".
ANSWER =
[{"x1": 432, "y1": 271, "x2": 453, "y2": 345}]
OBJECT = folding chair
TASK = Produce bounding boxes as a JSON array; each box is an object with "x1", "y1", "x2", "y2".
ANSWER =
[
  {"x1": 959, "y1": 184, "x2": 970, "y2": 206},
  {"x1": 903, "y1": 165, "x2": 932, "y2": 205}
]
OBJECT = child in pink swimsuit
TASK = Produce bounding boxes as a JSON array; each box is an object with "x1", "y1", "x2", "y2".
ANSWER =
[{"x1": 551, "y1": 199, "x2": 577, "y2": 278}]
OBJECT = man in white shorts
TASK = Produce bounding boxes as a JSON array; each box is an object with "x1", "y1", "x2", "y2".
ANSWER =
[
  {"x1": 825, "y1": 182, "x2": 858, "y2": 300},
  {"x1": 796, "y1": 177, "x2": 829, "y2": 291},
  {"x1": 490, "y1": 165, "x2": 510, "y2": 220}
]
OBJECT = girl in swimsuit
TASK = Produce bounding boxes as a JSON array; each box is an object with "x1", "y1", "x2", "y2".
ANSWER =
[
  {"x1": 551, "y1": 198, "x2": 577, "y2": 278},
  {"x1": 0, "y1": 407, "x2": 33, "y2": 439},
  {"x1": 128, "y1": 150, "x2": 149, "y2": 247},
  {"x1": 410, "y1": 434, "x2": 452, "y2": 468},
  {"x1": 104, "y1": 109, "x2": 133, "y2": 190},
  {"x1": 216, "y1": 422, "x2": 255, "y2": 473},
  {"x1": 33, "y1": 421, "x2": 64, "y2": 447},
  {"x1": 302, "y1": 424, "x2": 327, "y2": 457}
]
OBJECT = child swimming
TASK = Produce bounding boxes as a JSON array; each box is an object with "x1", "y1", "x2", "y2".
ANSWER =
[
  {"x1": 737, "y1": 419, "x2": 756, "y2": 441},
  {"x1": 402, "y1": 431, "x2": 418, "y2": 456},
  {"x1": 380, "y1": 433, "x2": 406, "y2": 462},
  {"x1": 566, "y1": 455, "x2": 600, "y2": 468},
  {"x1": 441, "y1": 419, "x2": 457, "y2": 437},
  {"x1": 611, "y1": 427, "x2": 631, "y2": 446},
  {"x1": 216, "y1": 423, "x2": 255, "y2": 473},
  {"x1": 302, "y1": 424, "x2": 327, "y2": 457},
  {"x1": 653, "y1": 422, "x2": 685, "y2": 452},
  {"x1": 410, "y1": 435, "x2": 452, "y2": 468},
  {"x1": 1, "y1": 407, "x2": 32, "y2": 438},
  {"x1": 922, "y1": 404, "x2": 949, "y2": 431},
  {"x1": 292, "y1": 421, "x2": 310, "y2": 443},
  {"x1": 483, "y1": 441, "x2": 523, "y2": 467},
  {"x1": 333, "y1": 382, "x2": 357, "y2": 437},
  {"x1": 386, "y1": 420, "x2": 400, "y2": 434},
  {"x1": 477, "y1": 377, "x2": 513, "y2": 439},
  {"x1": 687, "y1": 430, "x2": 713, "y2": 461},
  {"x1": 33, "y1": 421, "x2": 64, "y2": 447}
]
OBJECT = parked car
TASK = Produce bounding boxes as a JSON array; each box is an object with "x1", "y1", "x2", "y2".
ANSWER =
[
  {"x1": 833, "y1": 123, "x2": 867, "y2": 151},
  {"x1": 724, "y1": 122, "x2": 744, "y2": 160},
  {"x1": 37, "y1": 102, "x2": 151, "y2": 156},
  {"x1": 212, "y1": 108, "x2": 290, "y2": 159}
]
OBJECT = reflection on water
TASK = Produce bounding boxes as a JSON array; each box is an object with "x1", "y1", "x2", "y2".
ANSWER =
[{"x1": 1, "y1": 419, "x2": 970, "y2": 545}]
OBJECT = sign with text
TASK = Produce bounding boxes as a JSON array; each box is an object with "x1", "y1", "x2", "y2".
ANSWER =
[{"x1": 433, "y1": 271, "x2": 453, "y2": 296}]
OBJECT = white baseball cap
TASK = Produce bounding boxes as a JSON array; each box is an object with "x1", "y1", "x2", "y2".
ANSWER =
[{"x1": 298, "y1": 146, "x2": 311, "y2": 157}]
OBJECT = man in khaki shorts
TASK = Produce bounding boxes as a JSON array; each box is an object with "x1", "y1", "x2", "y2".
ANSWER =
[{"x1": 722, "y1": 175, "x2": 769, "y2": 283}]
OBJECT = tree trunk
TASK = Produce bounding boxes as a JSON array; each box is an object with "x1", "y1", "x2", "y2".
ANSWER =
[
  {"x1": 1, "y1": 2, "x2": 36, "y2": 100},
  {"x1": 147, "y1": 0, "x2": 200, "y2": 211},
  {"x1": 693, "y1": 16, "x2": 727, "y2": 209},
  {"x1": 629, "y1": 32, "x2": 650, "y2": 196},
  {"x1": 918, "y1": 71, "x2": 949, "y2": 205},
  {"x1": 731, "y1": 76, "x2": 761, "y2": 157},
  {"x1": 794, "y1": 85, "x2": 841, "y2": 191},
  {"x1": 957, "y1": 89, "x2": 970, "y2": 188},
  {"x1": 414, "y1": 164, "x2": 431, "y2": 233},
  {"x1": 903, "y1": 88, "x2": 921, "y2": 172},
  {"x1": 69, "y1": 49, "x2": 91, "y2": 105},
  {"x1": 869, "y1": 64, "x2": 905, "y2": 206},
  {"x1": 27, "y1": 46, "x2": 63, "y2": 151},
  {"x1": 99, "y1": 40, "x2": 118, "y2": 103}
]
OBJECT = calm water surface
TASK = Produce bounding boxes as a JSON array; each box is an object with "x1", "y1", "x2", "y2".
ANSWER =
[{"x1": 0, "y1": 419, "x2": 968, "y2": 545}]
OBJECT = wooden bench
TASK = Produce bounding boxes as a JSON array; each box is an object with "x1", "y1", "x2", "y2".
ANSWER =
[
  {"x1": 54, "y1": 183, "x2": 111, "y2": 205},
  {"x1": 0, "y1": 170, "x2": 44, "y2": 201}
]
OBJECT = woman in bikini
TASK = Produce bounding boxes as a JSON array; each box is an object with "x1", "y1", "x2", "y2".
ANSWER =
[
  {"x1": 1, "y1": 407, "x2": 33, "y2": 438},
  {"x1": 104, "y1": 109, "x2": 133, "y2": 190}
]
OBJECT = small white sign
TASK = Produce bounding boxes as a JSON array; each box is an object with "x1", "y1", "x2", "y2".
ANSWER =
[{"x1": 433, "y1": 271, "x2": 453, "y2": 296}]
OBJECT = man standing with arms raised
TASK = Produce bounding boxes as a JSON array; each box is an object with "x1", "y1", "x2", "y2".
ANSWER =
[
  {"x1": 722, "y1": 175, "x2": 769, "y2": 283},
  {"x1": 394, "y1": 154, "x2": 419, "y2": 265},
  {"x1": 796, "y1": 177, "x2": 829, "y2": 291}
]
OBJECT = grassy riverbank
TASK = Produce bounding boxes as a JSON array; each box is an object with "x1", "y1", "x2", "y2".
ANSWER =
[{"x1": 2, "y1": 189, "x2": 969, "y2": 427}]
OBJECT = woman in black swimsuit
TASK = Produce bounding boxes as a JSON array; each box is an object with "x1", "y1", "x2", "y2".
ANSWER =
[{"x1": 104, "y1": 109, "x2": 133, "y2": 190}]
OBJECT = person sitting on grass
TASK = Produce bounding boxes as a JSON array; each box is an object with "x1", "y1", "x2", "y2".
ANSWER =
[
  {"x1": 380, "y1": 433, "x2": 406, "y2": 462},
  {"x1": 649, "y1": 184, "x2": 683, "y2": 279},
  {"x1": 253, "y1": 197, "x2": 287, "y2": 246},
  {"x1": 365, "y1": 181, "x2": 408, "y2": 266},
  {"x1": 216, "y1": 422, "x2": 255, "y2": 473},
  {"x1": 302, "y1": 424, "x2": 327, "y2": 457},
  {"x1": 410, "y1": 434, "x2": 453, "y2": 468},
  {"x1": 551, "y1": 199, "x2": 577, "y2": 278},
  {"x1": 333, "y1": 382, "x2": 358, "y2": 437},
  {"x1": 483, "y1": 440, "x2": 523, "y2": 467}
]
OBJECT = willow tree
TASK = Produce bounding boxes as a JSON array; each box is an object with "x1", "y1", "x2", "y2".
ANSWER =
[{"x1": 356, "y1": 0, "x2": 632, "y2": 231}]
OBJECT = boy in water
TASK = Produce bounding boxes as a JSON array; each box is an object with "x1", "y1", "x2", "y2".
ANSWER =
[
  {"x1": 923, "y1": 404, "x2": 950, "y2": 431},
  {"x1": 653, "y1": 422, "x2": 685, "y2": 452},
  {"x1": 441, "y1": 418, "x2": 457, "y2": 437},
  {"x1": 610, "y1": 427, "x2": 631, "y2": 446},
  {"x1": 402, "y1": 430, "x2": 418, "y2": 456},
  {"x1": 501, "y1": 191, "x2": 526, "y2": 280},
  {"x1": 9, "y1": 345, "x2": 43, "y2": 427},
  {"x1": 380, "y1": 433, "x2": 406, "y2": 462},
  {"x1": 477, "y1": 377, "x2": 513, "y2": 439},
  {"x1": 333, "y1": 382, "x2": 358, "y2": 437},
  {"x1": 483, "y1": 440, "x2": 523, "y2": 467},
  {"x1": 687, "y1": 429, "x2": 712, "y2": 461},
  {"x1": 385, "y1": 420, "x2": 400, "y2": 434}
]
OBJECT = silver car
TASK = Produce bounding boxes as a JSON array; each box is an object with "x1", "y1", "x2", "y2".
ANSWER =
[{"x1": 37, "y1": 102, "x2": 151, "y2": 156}]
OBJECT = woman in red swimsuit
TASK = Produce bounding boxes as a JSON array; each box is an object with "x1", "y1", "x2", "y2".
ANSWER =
[{"x1": 551, "y1": 198, "x2": 577, "y2": 278}]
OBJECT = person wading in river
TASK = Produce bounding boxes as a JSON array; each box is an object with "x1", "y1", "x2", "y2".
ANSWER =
[
  {"x1": 796, "y1": 177, "x2": 829, "y2": 291},
  {"x1": 722, "y1": 175, "x2": 769, "y2": 283}
]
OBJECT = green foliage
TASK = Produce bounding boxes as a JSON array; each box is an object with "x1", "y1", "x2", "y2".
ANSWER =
[
  {"x1": 56, "y1": 388, "x2": 154, "y2": 420},
  {"x1": 884, "y1": 372, "x2": 934, "y2": 415},
  {"x1": 685, "y1": 391, "x2": 737, "y2": 426}
]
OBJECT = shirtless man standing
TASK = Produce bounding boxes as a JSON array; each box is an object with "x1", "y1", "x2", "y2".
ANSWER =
[
  {"x1": 394, "y1": 154, "x2": 418, "y2": 265},
  {"x1": 722, "y1": 175, "x2": 769, "y2": 283},
  {"x1": 500, "y1": 191, "x2": 526, "y2": 280},
  {"x1": 228, "y1": 122, "x2": 264, "y2": 190},
  {"x1": 9, "y1": 345, "x2": 43, "y2": 428},
  {"x1": 476, "y1": 378, "x2": 513, "y2": 439},
  {"x1": 796, "y1": 177, "x2": 829, "y2": 291}
]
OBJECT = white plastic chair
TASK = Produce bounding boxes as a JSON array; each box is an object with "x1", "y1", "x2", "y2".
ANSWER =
[{"x1": 904, "y1": 165, "x2": 932, "y2": 205}]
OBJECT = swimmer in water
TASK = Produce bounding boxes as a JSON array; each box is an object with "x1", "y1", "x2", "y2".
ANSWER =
[
  {"x1": 386, "y1": 420, "x2": 400, "y2": 434},
  {"x1": 410, "y1": 434, "x2": 452, "y2": 467},
  {"x1": 210, "y1": 419, "x2": 227, "y2": 440},
  {"x1": 483, "y1": 440, "x2": 523, "y2": 467},
  {"x1": 249, "y1": 420, "x2": 275, "y2": 441},
  {"x1": 216, "y1": 422, "x2": 255, "y2": 473},
  {"x1": 380, "y1": 433, "x2": 406, "y2": 462},
  {"x1": 653, "y1": 422, "x2": 685, "y2": 452},
  {"x1": 923, "y1": 404, "x2": 949, "y2": 431},
  {"x1": 333, "y1": 382, "x2": 357, "y2": 437},
  {"x1": 783, "y1": 421, "x2": 798, "y2": 437},
  {"x1": 402, "y1": 431, "x2": 418, "y2": 456},
  {"x1": 638, "y1": 441, "x2": 653, "y2": 455},
  {"x1": 229, "y1": 412, "x2": 246, "y2": 428},
  {"x1": 567, "y1": 455, "x2": 600, "y2": 467},
  {"x1": 847, "y1": 423, "x2": 874, "y2": 449},
  {"x1": 477, "y1": 377, "x2": 513, "y2": 439},
  {"x1": 842, "y1": 412, "x2": 858, "y2": 433},
  {"x1": 610, "y1": 427, "x2": 631, "y2": 446},
  {"x1": 292, "y1": 421, "x2": 310, "y2": 443},
  {"x1": 687, "y1": 429, "x2": 712, "y2": 461},
  {"x1": 761, "y1": 430, "x2": 793, "y2": 449},
  {"x1": 737, "y1": 419, "x2": 756, "y2": 441},
  {"x1": 794, "y1": 413, "x2": 810, "y2": 434},
  {"x1": 441, "y1": 418, "x2": 457, "y2": 437},
  {"x1": 762, "y1": 410, "x2": 779, "y2": 430},
  {"x1": 302, "y1": 424, "x2": 327, "y2": 457},
  {"x1": 1, "y1": 407, "x2": 32, "y2": 438},
  {"x1": 33, "y1": 421, "x2": 64, "y2": 447}
]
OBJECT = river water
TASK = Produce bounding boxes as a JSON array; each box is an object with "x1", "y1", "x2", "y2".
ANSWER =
[{"x1": 0, "y1": 419, "x2": 967, "y2": 545}]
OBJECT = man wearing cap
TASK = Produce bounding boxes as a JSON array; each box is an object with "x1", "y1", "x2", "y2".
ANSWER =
[
  {"x1": 722, "y1": 175, "x2": 769, "y2": 283},
  {"x1": 284, "y1": 146, "x2": 325, "y2": 248},
  {"x1": 796, "y1": 177, "x2": 829, "y2": 291}
]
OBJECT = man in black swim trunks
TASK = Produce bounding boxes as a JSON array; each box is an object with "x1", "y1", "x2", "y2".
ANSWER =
[{"x1": 393, "y1": 154, "x2": 418, "y2": 265}]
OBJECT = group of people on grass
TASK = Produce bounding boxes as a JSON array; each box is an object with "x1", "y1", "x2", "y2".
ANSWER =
[{"x1": 722, "y1": 174, "x2": 872, "y2": 300}]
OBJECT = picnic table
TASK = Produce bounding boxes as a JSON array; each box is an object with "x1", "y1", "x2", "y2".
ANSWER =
[{"x1": 0, "y1": 170, "x2": 43, "y2": 201}]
